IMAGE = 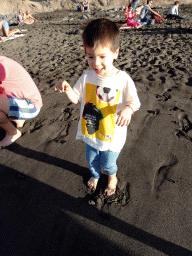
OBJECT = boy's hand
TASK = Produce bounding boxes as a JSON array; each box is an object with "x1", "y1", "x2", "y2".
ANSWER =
[
  {"x1": 116, "y1": 106, "x2": 133, "y2": 127},
  {"x1": 55, "y1": 81, "x2": 71, "y2": 93}
]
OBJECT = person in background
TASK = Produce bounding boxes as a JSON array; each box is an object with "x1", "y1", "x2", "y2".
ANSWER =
[
  {"x1": 0, "y1": 19, "x2": 21, "y2": 38},
  {"x1": 0, "y1": 56, "x2": 43, "y2": 147},
  {"x1": 121, "y1": 3, "x2": 143, "y2": 29},
  {"x1": 24, "y1": 10, "x2": 37, "y2": 24},
  {"x1": 82, "y1": 0, "x2": 89, "y2": 11},
  {"x1": 167, "y1": 1, "x2": 187, "y2": 19},
  {"x1": 17, "y1": 9, "x2": 25, "y2": 26},
  {"x1": 77, "y1": 3, "x2": 81, "y2": 12},
  {"x1": 132, "y1": 0, "x2": 140, "y2": 12},
  {"x1": 140, "y1": 0, "x2": 163, "y2": 23}
]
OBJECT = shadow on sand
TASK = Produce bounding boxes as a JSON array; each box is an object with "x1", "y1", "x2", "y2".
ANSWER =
[{"x1": 0, "y1": 143, "x2": 191, "y2": 255}]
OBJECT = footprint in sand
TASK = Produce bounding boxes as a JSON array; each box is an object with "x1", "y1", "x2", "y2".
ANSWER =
[
  {"x1": 59, "y1": 107, "x2": 73, "y2": 121},
  {"x1": 156, "y1": 89, "x2": 171, "y2": 102},
  {"x1": 152, "y1": 155, "x2": 177, "y2": 195},
  {"x1": 175, "y1": 113, "x2": 192, "y2": 141}
]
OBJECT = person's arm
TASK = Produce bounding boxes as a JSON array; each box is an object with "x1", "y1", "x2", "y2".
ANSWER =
[
  {"x1": 150, "y1": 8, "x2": 164, "y2": 20},
  {"x1": 116, "y1": 106, "x2": 133, "y2": 127},
  {"x1": 30, "y1": 14, "x2": 36, "y2": 21},
  {"x1": 116, "y1": 77, "x2": 141, "y2": 127},
  {"x1": 23, "y1": 13, "x2": 27, "y2": 21},
  {"x1": 55, "y1": 81, "x2": 79, "y2": 104},
  {"x1": 124, "y1": 7, "x2": 128, "y2": 18},
  {"x1": 176, "y1": 6, "x2": 179, "y2": 15},
  {"x1": 133, "y1": 11, "x2": 137, "y2": 18}
]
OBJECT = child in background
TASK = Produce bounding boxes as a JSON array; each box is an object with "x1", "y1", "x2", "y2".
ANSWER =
[
  {"x1": 167, "y1": 1, "x2": 187, "y2": 20},
  {"x1": 17, "y1": 9, "x2": 25, "y2": 26},
  {"x1": 82, "y1": 0, "x2": 89, "y2": 11},
  {"x1": 77, "y1": 3, "x2": 81, "y2": 12},
  {"x1": 55, "y1": 19, "x2": 140, "y2": 196},
  {"x1": 121, "y1": 3, "x2": 142, "y2": 29},
  {"x1": 0, "y1": 56, "x2": 43, "y2": 147}
]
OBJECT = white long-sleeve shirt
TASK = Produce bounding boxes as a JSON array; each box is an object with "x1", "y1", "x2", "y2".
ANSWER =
[{"x1": 168, "y1": 6, "x2": 179, "y2": 15}]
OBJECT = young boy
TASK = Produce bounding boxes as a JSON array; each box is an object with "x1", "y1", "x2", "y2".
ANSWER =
[
  {"x1": 55, "y1": 19, "x2": 140, "y2": 196},
  {"x1": 0, "y1": 56, "x2": 43, "y2": 147},
  {"x1": 167, "y1": 1, "x2": 186, "y2": 20}
]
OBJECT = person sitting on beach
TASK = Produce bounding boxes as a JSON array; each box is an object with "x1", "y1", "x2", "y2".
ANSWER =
[
  {"x1": 77, "y1": 3, "x2": 81, "y2": 12},
  {"x1": 17, "y1": 9, "x2": 25, "y2": 26},
  {"x1": 121, "y1": 3, "x2": 143, "y2": 29},
  {"x1": 24, "y1": 10, "x2": 37, "y2": 24},
  {"x1": 0, "y1": 56, "x2": 43, "y2": 147},
  {"x1": 55, "y1": 18, "x2": 141, "y2": 196},
  {"x1": 0, "y1": 19, "x2": 21, "y2": 38},
  {"x1": 140, "y1": 0, "x2": 163, "y2": 23},
  {"x1": 167, "y1": 1, "x2": 186, "y2": 20},
  {"x1": 82, "y1": 0, "x2": 89, "y2": 11}
]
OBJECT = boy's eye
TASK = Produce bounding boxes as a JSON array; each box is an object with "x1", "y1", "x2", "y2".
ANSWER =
[{"x1": 100, "y1": 56, "x2": 106, "y2": 59}]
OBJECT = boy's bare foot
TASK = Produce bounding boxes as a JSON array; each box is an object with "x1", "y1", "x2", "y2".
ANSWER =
[
  {"x1": 87, "y1": 177, "x2": 99, "y2": 190},
  {"x1": 0, "y1": 129, "x2": 22, "y2": 147},
  {"x1": 105, "y1": 174, "x2": 118, "y2": 196}
]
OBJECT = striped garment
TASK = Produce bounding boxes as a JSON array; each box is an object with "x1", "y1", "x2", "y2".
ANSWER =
[{"x1": 7, "y1": 95, "x2": 40, "y2": 120}]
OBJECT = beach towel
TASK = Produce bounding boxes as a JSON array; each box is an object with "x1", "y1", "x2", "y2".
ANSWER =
[{"x1": 0, "y1": 34, "x2": 25, "y2": 43}]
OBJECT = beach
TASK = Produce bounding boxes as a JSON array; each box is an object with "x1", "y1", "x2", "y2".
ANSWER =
[{"x1": 0, "y1": 3, "x2": 192, "y2": 255}]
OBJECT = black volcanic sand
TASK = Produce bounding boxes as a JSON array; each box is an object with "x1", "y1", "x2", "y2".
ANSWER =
[{"x1": 0, "y1": 4, "x2": 192, "y2": 256}]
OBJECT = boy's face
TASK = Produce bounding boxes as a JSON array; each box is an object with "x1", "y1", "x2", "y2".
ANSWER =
[{"x1": 86, "y1": 44, "x2": 119, "y2": 77}]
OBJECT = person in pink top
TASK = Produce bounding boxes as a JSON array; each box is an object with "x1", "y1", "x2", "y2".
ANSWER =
[
  {"x1": 121, "y1": 4, "x2": 142, "y2": 29},
  {"x1": 0, "y1": 56, "x2": 43, "y2": 147}
]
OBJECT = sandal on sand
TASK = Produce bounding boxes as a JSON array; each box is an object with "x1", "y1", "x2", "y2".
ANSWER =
[
  {"x1": 87, "y1": 177, "x2": 99, "y2": 190},
  {"x1": 104, "y1": 176, "x2": 118, "y2": 196}
]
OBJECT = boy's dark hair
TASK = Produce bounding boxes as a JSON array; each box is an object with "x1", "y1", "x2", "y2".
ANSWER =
[
  {"x1": 175, "y1": 1, "x2": 179, "y2": 5},
  {"x1": 147, "y1": 0, "x2": 152, "y2": 4},
  {"x1": 82, "y1": 18, "x2": 119, "y2": 53},
  {"x1": 128, "y1": 3, "x2": 133, "y2": 8}
]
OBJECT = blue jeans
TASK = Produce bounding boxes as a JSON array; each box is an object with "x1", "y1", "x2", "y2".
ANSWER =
[
  {"x1": 140, "y1": 12, "x2": 153, "y2": 23},
  {"x1": 132, "y1": 0, "x2": 140, "y2": 12},
  {"x1": 86, "y1": 144, "x2": 120, "y2": 179}
]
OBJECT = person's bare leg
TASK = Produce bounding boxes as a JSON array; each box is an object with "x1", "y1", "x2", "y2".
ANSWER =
[
  {"x1": 104, "y1": 173, "x2": 118, "y2": 196},
  {"x1": 0, "y1": 95, "x2": 21, "y2": 146},
  {"x1": 9, "y1": 119, "x2": 25, "y2": 128},
  {"x1": 0, "y1": 111, "x2": 22, "y2": 146}
]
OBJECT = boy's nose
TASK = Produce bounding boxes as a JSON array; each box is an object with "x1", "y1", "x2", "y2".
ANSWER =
[{"x1": 93, "y1": 57, "x2": 100, "y2": 67}]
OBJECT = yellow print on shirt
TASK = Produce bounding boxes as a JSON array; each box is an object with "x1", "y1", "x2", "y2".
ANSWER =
[{"x1": 82, "y1": 83, "x2": 121, "y2": 143}]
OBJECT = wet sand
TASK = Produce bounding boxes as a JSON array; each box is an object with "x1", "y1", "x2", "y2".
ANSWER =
[{"x1": 0, "y1": 4, "x2": 192, "y2": 255}]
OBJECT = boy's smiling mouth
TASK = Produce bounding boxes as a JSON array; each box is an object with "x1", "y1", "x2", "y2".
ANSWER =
[{"x1": 94, "y1": 68, "x2": 104, "y2": 74}]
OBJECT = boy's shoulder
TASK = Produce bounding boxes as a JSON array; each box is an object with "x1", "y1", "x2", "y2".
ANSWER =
[{"x1": 78, "y1": 70, "x2": 132, "y2": 84}]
